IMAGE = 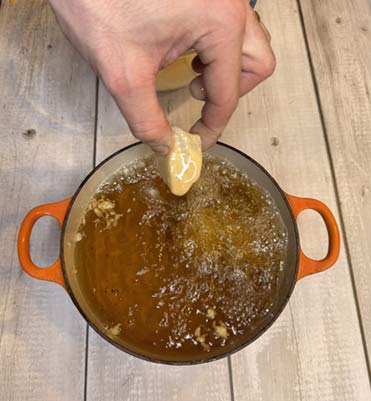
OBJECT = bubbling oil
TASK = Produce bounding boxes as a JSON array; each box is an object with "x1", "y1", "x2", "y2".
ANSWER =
[{"x1": 74, "y1": 155, "x2": 288, "y2": 360}]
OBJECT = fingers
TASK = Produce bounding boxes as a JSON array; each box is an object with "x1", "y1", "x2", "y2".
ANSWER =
[
  {"x1": 191, "y1": 4, "x2": 246, "y2": 149},
  {"x1": 190, "y1": 7, "x2": 275, "y2": 102},
  {"x1": 100, "y1": 56, "x2": 173, "y2": 155},
  {"x1": 259, "y1": 20, "x2": 271, "y2": 42},
  {"x1": 239, "y1": 6, "x2": 275, "y2": 95},
  {"x1": 191, "y1": 44, "x2": 242, "y2": 150},
  {"x1": 189, "y1": 75, "x2": 206, "y2": 101}
]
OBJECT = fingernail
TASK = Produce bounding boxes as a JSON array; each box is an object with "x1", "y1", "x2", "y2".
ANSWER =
[{"x1": 152, "y1": 144, "x2": 170, "y2": 156}]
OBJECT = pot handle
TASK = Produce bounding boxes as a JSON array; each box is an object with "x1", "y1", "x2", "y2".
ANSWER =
[
  {"x1": 17, "y1": 198, "x2": 71, "y2": 288},
  {"x1": 286, "y1": 194, "x2": 340, "y2": 281}
]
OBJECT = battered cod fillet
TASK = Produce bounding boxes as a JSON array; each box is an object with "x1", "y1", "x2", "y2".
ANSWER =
[{"x1": 157, "y1": 127, "x2": 202, "y2": 196}]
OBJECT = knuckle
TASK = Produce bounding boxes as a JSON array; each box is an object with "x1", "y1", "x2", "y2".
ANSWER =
[
  {"x1": 104, "y1": 69, "x2": 155, "y2": 103},
  {"x1": 229, "y1": 93, "x2": 240, "y2": 110},
  {"x1": 231, "y1": 3, "x2": 247, "y2": 28},
  {"x1": 217, "y1": 0, "x2": 246, "y2": 30},
  {"x1": 214, "y1": 92, "x2": 239, "y2": 112},
  {"x1": 103, "y1": 71, "x2": 129, "y2": 97},
  {"x1": 125, "y1": 106, "x2": 167, "y2": 139},
  {"x1": 97, "y1": 60, "x2": 127, "y2": 95},
  {"x1": 95, "y1": 53, "x2": 126, "y2": 95},
  {"x1": 98, "y1": 59, "x2": 151, "y2": 99},
  {"x1": 131, "y1": 121, "x2": 167, "y2": 143},
  {"x1": 258, "y1": 51, "x2": 276, "y2": 79}
]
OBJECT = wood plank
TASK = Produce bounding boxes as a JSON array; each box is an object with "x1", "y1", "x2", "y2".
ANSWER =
[
  {"x1": 299, "y1": 0, "x2": 371, "y2": 364},
  {"x1": 86, "y1": 85, "x2": 231, "y2": 401},
  {"x1": 0, "y1": 1, "x2": 96, "y2": 399},
  {"x1": 230, "y1": 1, "x2": 371, "y2": 400}
]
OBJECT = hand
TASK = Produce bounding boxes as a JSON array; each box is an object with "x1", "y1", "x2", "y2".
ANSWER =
[{"x1": 48, "y1": 0, "x2": 275, "y2": 154}]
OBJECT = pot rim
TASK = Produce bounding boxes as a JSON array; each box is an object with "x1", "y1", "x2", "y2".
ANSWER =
[{"x1": 60, "y1": 141, "x2": 299, "y2": 365}]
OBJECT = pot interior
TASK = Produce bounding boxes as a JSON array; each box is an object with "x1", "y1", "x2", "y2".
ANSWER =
[{"x1": 62, "y1": 143, "x2": 298, "y2": 363}]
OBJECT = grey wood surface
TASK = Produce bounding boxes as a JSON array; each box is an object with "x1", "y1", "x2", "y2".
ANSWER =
[
  {"x1": 0, "y1": 1, "x2": 96, "y2": 400},
  {"x1": 299, "y1": 0, "x2": 371, "y2": 365},
  {"x1": 0, "y1": 0, "x2": 370, "y2": 400}
]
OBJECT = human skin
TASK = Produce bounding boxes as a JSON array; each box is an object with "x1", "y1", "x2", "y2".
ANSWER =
[{"x1": 48, "y1": 0, "x2": 275, "y2": 154}]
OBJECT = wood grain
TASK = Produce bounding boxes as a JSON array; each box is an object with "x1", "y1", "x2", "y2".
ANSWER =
[
  {"x1": 230, "y1": 1, "x2": 371, "y2": 400},
  {"x1": 0, "y1": 1, "x2": 95, "y2": 400},
  {"x1": 299, "y1": 0, "x2": 371, "y2": 364},
  {"x1": 86, "y1": 83, "x2": 231, "y2": 401}
]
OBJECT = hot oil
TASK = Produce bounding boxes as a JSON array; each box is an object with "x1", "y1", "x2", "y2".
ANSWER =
[{"x1": 75, "y1": 155, "x2": 288, "y2": 360}]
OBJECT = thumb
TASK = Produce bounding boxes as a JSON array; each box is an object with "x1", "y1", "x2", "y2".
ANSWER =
[{"x1": 104, "y1": 71, "x2": 173, "y2": 155}]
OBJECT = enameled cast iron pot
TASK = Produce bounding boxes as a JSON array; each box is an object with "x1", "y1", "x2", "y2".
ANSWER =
[{"x1": 18, "y1": 143, "x2": 340, "y2": 365}]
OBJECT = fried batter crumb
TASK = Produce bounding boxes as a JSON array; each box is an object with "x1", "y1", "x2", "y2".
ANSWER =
[
  {"x1": 108, "y1": 323, "x2": 122, "y2": 336},
  {"x1": 213, "y1": 321, "x2": 229, "y2": 339},
  {"x1": 85, "y1": 197, "x2": 123, "y2": 230}
]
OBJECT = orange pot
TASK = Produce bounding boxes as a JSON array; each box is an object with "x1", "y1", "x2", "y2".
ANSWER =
[{"x1": 18, "y1": 143, "x2": 340, "y2": 364}]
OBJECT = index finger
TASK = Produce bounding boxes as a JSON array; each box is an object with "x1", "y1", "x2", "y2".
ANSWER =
[{"x1": 191, "y1": 27, "x2": 244, "y2": 149}]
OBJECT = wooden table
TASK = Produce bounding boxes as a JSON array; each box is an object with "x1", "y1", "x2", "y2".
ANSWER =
[{"x1": 1, "y1": 1, "x2": 370, "y2": 400}]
